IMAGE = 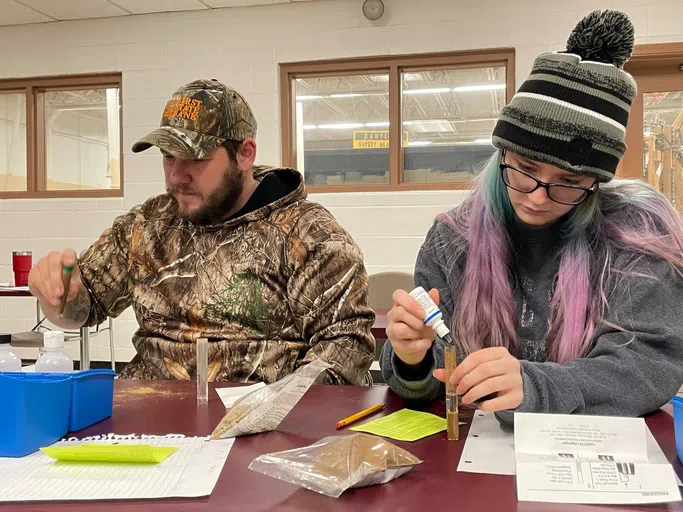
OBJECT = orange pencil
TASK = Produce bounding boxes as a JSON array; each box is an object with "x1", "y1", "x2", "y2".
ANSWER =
[{"x1": 335, "y1": 404, "x2": 384, "y2": 429}]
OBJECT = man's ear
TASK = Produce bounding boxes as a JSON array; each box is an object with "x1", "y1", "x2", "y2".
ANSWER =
[{"x1": 237, "y1": 138, "x2": 257, "y2": 171}]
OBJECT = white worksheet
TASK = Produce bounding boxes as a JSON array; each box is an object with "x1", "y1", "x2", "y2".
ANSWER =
[
  {"x1": 458, "y1": 412, "x2": 683, "y2": 487},
  {"x1": 514, "y1": 413, "x2": 681, "y2": 505},
  {"x1": 0, "y1": 435, "x2": 234, "y2": 502},
  {"x1": 457, "y1": 411, "x2": 516, "y2": 475}
]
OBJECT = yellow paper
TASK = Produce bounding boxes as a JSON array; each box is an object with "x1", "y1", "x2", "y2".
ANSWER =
[
  {"x1": 41, "y1": 444, "x2": 178, "y2": 464},
  {"x1": 350, "y1": 409, "x2": 465, "y2": 442}
]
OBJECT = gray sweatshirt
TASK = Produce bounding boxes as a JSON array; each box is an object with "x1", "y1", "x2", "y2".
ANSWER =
[{"x1": 380, "y1": 218, "x2": 683, "y2": 426}]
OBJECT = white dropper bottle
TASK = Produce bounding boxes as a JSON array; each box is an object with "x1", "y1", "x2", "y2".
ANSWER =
[
  {"x1": 408, "y1": 286, "x2": 454, "y2": 345},
  {"x1": 36, "y1": 331, "x2": 74, "y2": 373},
  {"x1": 0, "y1": 333, "x2": 21, "y2": 372}
]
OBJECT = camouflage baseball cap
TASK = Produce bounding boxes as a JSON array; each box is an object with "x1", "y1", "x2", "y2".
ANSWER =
[{"x1": 132, "y1": 79, "x2": 257, "y2": 160}]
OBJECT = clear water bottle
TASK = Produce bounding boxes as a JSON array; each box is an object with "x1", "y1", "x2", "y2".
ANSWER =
[
  {"x1": 36, "y1": 331, "x2": 73, "y2": 373},
  {"x1": 0, "y1": 333, "x2": 21, "y2": 372}
]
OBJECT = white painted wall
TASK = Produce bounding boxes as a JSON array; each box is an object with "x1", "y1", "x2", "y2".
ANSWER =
[{"x1": 0, "y1": 0, "x2": 680, "y2": 362}]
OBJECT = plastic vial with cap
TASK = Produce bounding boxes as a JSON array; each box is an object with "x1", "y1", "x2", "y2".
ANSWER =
[
  {"x1": 196, "y1": 338, "x2": 208, "y2": 405},
  {"x1": 409, "y1": 286, "x2": 453, "y2": 342},
  {"x1": 0, "y1": 333, "x2": 21, "y2": 372},
  {"x1": 36, "y1": 331, "x2": 73, "y2": 373}
]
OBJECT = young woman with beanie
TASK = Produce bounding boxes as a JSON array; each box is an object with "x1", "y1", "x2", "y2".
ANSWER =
[{"x1": 381, "y1": 10, "x2": 683, "y2": 425}]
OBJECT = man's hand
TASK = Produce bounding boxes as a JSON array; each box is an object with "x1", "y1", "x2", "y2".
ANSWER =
[
  {"x1": 28, "y1": 249, "x2": 90, "y2": 328},
  {"x1": 28, "y1": 249, "x2": 81, "y2": 307}
]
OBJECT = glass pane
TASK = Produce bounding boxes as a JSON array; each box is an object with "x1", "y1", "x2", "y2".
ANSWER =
[
  {"x1": 45, "y1": 88, "x2": 121, "y2": 191},
  {"x1": 643, "y1": 91, "x2": 683, "y2": 211},
  {"x1": 402, "y1": 68, "x2": 505, "y2": 183},
  {"x1": 0, "y1": 93, "x2": 27, "y2": 192},
  {"x1": 295, "y1": 74, "x2": 389, "y2": 186}
]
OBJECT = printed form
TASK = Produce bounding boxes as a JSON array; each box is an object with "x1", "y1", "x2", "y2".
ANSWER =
[
  {"x1": 0, "y1": 435, "x2": 234, "y2": 502},
  {"x1": 514, "y1": 413, "x2": 681, "y2": 505}
]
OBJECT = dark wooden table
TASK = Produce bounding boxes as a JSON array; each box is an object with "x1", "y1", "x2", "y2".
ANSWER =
[
  {"x1": 0, "y1": 289, "x2": 32, "y2": 298},
  {"x1": 2, "y1": 381, "x2": 681, "y2": 512}
]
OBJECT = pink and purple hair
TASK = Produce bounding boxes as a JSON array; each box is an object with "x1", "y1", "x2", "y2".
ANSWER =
[{"x1": 440, "y1": 151, "x2": 683, "y2": 364}]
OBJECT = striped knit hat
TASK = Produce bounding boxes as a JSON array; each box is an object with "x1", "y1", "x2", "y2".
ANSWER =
[{"x1": 492, "y1": 10, "x2": 637, "y2": 183}]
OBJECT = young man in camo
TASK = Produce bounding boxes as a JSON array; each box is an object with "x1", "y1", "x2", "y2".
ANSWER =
[{"x1": 28, "y1": 79, "x2": 375, "y2": 385}]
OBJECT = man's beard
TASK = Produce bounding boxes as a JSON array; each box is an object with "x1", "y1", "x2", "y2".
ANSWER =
[{"x1": 169, "y1": 166, "x2": 244, "y2": 226}]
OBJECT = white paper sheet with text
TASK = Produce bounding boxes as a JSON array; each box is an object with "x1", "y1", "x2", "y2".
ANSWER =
[
  {"x1": 514, "y1": 413, "x2": 681, "y2": 505},
  {"x1": 0, "y1": 435, "x2": 234, "y2": 502},
  {"x1": 216, "y1": 382, "x2": 266, "y2": 408},
  {"x1": 458, "y1": 412, "x2": 683, "y2": 487}
]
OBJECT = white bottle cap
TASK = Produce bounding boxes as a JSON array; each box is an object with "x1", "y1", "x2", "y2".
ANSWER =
[
  {"x1": 434, "y1": 322, "x2": 451, "y2": 340},
  {"x1": 43, "y1": 331, "x2": 65, "y2": 349}
]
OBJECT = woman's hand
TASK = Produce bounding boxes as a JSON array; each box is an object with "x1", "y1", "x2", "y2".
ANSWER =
[
  {"x1": 385, "y1": 288, "x2": 439, "y2": 366},
  {"x1": 433, "y1": 347, "x2": 523, "y2": 412}
]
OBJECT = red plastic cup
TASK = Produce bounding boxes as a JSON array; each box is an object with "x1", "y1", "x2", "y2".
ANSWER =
[{"x1": 12, "y1": 251, "x2": 32, "y2": 287}]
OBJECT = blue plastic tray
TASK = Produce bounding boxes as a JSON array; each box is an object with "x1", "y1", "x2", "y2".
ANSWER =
[
  {"x1": 673, "y1": 395, "x2": 683, "y2": 464},
  {"x1": 0, "y1": 369, "x2": 116, "y2": 458},
  {"x1": 69, "y1": 369, "x2": 116, "y2": 432},
  {"x1": 0, "y1": 373, "x2": 72, "y2": 457}
]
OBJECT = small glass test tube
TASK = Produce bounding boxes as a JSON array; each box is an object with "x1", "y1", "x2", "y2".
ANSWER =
[
  {"x1": 444, "y1": 344, "x2": 459, "y2": 440},
  {"x1": 197, "y1": 338, "x2": 208, "y2": 405}
]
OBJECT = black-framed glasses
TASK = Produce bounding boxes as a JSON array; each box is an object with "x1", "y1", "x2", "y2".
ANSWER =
[{"x1": 499, "y1": 155, "x2": 597, "y2": 206}]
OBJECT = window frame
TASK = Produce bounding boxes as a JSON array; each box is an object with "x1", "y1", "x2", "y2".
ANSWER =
[
  {"x1": 0, "y1": 72, "x2": 123, "y2": 199},
  {"x1": 621, "y1": 43, "x2": 683, "y2": 178},
  {"x1": 280, "y1": 49, "x2": 515, "y2": 193}
]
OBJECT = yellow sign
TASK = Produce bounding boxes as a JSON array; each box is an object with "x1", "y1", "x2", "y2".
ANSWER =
[{"x1": 352, "y1": 130, "x2": 409, "y2": 149}]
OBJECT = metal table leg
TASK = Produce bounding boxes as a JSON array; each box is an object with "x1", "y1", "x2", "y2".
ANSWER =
[{"x1": 80, "y1": 326, "x2": 90, "y2": 370}]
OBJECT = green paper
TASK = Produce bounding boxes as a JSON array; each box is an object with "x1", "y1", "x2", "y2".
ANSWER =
[
  {"x1": 350, "y1": 408, "x2": 465, "y2": 442},
  {"x1": 41, "y1": 444, "x2": 178, "y2": 464}
]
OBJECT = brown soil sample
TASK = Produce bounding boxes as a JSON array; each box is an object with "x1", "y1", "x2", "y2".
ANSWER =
[
  {"x1": 210, "y1": 403, "x2": 256, "y2": 439},
  {"x1": 313, "y1": 433, "x2": 420, "y2": 481}
]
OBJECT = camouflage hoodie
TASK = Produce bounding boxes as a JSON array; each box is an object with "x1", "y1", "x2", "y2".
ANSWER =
[{"x1": 78, "y1": 167, "x2": 375, "y2": 385}]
